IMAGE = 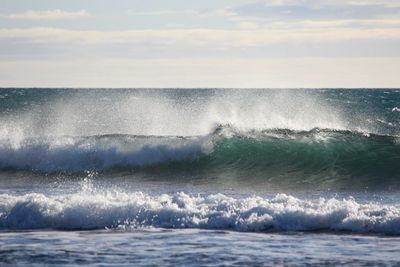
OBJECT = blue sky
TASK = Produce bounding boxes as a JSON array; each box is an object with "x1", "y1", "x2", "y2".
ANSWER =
[{"x1": 0, "y1": 0, "x2": 399, "y2": 87}]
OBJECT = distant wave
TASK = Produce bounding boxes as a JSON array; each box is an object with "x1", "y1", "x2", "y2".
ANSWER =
[
  {"x1": 0, "y1": 125, "x2": 399, "y2": 185},
  {"x1": 1, "y1": 191, "x2": 400, "y2": 235}
]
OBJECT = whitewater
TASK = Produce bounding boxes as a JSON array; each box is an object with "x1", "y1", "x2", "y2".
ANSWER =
[{"x1": 1, "y1": 88, "x2": 400, "y2": 265}]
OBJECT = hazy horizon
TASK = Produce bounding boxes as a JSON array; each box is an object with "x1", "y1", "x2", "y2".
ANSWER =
[{"x1": 1, "y1": 0, "x2": 400, "y2": 88}]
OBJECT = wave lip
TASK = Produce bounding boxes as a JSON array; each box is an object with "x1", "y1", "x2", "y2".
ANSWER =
[{"x1": 1, "y1": 191, "x2": 400, "y2": 235}]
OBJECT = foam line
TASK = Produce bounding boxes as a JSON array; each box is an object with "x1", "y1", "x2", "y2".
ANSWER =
[{"x1": 1, "y1": 191, "x2": 399, "y2": 235}]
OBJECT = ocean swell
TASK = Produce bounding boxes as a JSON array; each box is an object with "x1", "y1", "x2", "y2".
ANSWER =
[{"x1": 0, "y1": 126, "x2": 399, "y2": 180}]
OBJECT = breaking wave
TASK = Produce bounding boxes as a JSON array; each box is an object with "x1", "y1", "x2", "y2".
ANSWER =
[
  {"x1": 0, "y1": 126, "x2": 399, "y2": 183},
  {"x1": 1, "y1": 190, "x2": 399, "y2": 235}
]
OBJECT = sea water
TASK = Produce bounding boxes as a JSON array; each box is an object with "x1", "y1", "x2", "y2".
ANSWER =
[{"x1": 0, "y1": 88, "x2": 400, "y2": 265}]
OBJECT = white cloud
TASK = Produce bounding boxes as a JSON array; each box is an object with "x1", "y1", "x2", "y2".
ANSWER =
[
  {"x1": 126, "y1": 9, "x2": 198, "y2": 16},
  {"x1": 5, "y1": 9, "x2": 89, "y2": 20},
  {"x1": 0, "y1": 27, "x2": 399, "y2": 47},
  {"x1": 126, "y1": 8, "x2": 236, "y2": 18},
  {"x1": 232, "y1": 0, "x2": 400, "y2": 21}
]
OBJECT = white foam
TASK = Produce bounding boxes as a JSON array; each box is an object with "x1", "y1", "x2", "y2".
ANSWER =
[{"x1": 1, "y1": 191, "x2": 399, "y2": 235}]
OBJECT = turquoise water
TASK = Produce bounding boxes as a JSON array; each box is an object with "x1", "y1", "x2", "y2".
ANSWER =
[{"x1": 1, "y1": 88, "x2": 400, "y2": 265}]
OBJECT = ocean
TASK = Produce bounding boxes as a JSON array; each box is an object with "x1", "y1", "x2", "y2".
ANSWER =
[{"x1": 0, "y1": 88, "x2": 399, "y2": 266}]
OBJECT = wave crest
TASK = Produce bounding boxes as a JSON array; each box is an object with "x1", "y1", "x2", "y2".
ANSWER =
[{"x1": 0, "y1": 126, "x2": 399, "y2": 190}]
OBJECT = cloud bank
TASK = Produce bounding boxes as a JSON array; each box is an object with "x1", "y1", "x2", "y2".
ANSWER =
[
  {"x1": 5, "y1": 9, "x2": 89, "y2": 20},
  {"x1": 0, "y1": 0, "x2": 399, "y2": 87}
]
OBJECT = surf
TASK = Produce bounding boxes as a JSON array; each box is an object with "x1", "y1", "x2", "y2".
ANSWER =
[
  {"x1": 1, "y1": 189, "x2": 399, "y2": 235},
  {"x1": 1, "y1": 89, "x2": 400, "y2": 190},
  {"x1": 0, "y1": 125, "x2": 399, "y2": 190}
]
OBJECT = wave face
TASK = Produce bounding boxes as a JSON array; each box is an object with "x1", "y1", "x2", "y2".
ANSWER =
[
  {"x1": 1, "y1": 190, "x2": 399, "y2": 235},
  {"x1": 0, "y1": 126, "x2": 399, "y2": 189},
  {"x1": 0, "y1": 89, "x2": 400, "y2": 190}
]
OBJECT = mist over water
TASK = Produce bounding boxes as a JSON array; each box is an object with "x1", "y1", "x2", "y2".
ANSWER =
[
  {"x1": 0, "y1": 89, "x2": 399, "y2": 184},
  {"x1": 1, "y1": 88, "x2": 390, "y2": 139}
]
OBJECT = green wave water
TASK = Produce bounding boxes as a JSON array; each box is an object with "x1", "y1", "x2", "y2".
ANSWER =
[
  {"x1": 1, "y1": 125, "x2": 399, "y2": 190},
  {"x1": 0, "y1": 89, "x2": 399, "y2": 190}
]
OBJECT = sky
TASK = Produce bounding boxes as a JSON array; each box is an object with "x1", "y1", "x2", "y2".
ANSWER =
[{"x1": 0, "y1": 0, "x2": 399, "y2": 88}]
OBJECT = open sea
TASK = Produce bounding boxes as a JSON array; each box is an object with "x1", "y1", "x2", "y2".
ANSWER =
[{"x1": 0, "y1": 88, "x2": 400, "y2": 266}]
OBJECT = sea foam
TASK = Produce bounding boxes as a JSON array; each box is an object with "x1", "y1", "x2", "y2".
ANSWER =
[{"x1": 1, "y1": 190, "x2": 399, "y2": 235}]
